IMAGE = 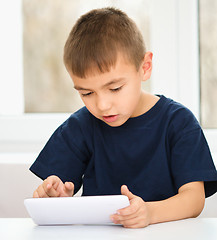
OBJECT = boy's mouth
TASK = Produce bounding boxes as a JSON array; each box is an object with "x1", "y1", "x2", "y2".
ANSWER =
[{"x1": 103, "y1": 115, "x2": 118, "y2": 123}]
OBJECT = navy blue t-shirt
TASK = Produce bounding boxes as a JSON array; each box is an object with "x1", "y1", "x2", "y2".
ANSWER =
[{"x1": 30, "y1": 95, "x2": 217, "y2": 201}]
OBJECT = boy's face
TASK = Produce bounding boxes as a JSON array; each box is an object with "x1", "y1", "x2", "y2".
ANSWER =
[{"x1": 69, "y1": 53, "x2": 152, "y2": 127}]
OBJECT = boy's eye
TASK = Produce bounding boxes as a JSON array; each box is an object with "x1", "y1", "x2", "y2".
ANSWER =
[
  {"x1": 81, "y1": 92, "x2": 93, "y2": 97},
  {"x1": 110, "y1": 86, "x2": 122, "y2": 92}
]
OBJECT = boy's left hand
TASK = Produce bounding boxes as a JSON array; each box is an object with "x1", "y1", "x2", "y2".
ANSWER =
[{"x1": 110, "y1": 185, "x2": 151, "y2": 228}]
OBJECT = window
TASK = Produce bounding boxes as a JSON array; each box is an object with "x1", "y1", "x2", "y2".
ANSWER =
[
  {"x1": 23, "y1": 0, "x2": 151, "y2": 113},
  {"x1": 0, "y1": 0, "x2": 216, "y2": 165},
  {"x1": 199, "y1": 0, "x2": 217, "y2": 129}
]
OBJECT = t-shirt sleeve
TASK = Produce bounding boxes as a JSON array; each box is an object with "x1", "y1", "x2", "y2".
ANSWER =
[
  {"x1": 30, "y1": 114, "x2": 91, "y2": 194},
  {"x1": 169, "y1": 110, "x2": 217, "y2": 198}
]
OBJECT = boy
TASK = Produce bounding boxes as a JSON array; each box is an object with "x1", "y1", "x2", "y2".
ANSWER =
[{"x1": 30, "y1": 7, "x2": 217, "y2": 228}]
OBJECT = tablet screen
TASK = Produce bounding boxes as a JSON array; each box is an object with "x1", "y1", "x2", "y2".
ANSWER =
[{"x1": 24, "y1": 195, "x2": 130, "y2": 225}]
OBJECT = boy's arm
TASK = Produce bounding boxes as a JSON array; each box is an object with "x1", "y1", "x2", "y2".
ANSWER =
[
  {"x1": 33, "y1": 175, "x2": 74, "y2": 198},
  {"x1": 110, "y1": 182, "x2": 205, "y2": 228},
  {"x1": 147, "y1": 181, "x2": 205, "y2": 224}
]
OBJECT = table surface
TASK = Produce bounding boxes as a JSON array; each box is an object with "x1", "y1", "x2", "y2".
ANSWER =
[{"x1": 1, "y1": 218, "x2": 217, "y2": 240}]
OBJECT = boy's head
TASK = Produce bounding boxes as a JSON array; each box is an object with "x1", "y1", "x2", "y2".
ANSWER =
[
  {"x1": 63, "y1": 7, "x2": 146, "y2": 78},
  {"x1": 64, "y1": 7, "x2": 153, "y2": 127}
]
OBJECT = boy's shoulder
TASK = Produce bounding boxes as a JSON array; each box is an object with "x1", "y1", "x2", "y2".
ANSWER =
[
  {"x1": 161, "y1": 96, "x2": 201, "y2": 137},
  {"x1": 54, "y1": 107, "x2": 95, "y2": 148},
  {"x1": 70, "y1": 106, "x2": 91, "y2": 121},
  {"x1": 150, "y1": 95, "x2": 198, "y2": 124},
  {"x1": 164, "y1": 96, "x2": 199, "y2": 125},
  {"x1": 60, "y1": 106, "x2": 94, "y2": 134}
]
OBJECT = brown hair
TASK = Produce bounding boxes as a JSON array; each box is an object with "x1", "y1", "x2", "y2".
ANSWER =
[{"x1": 63, "y1": 7, "x2": 146, "y2": 78}]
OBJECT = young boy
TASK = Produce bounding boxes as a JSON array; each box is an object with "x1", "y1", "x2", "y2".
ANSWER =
[{"x1": 30, "y1": 7, "x2": 217, "y2": 228}]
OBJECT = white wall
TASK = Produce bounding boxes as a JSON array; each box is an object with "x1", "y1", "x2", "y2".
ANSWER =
[{"x1": 0, "y1": 157, "x2": 41, "y2": 217}]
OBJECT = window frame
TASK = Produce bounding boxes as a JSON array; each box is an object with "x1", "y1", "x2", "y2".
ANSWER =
[
  {"x1": 150, "y1": 0, "x2": 217, "y2": 162},
  {"x1": 0, "y1": 0, "x2": 24, "y2": 115},
  {"x1": 0, "y1": 0, "x2": 216, "y2": 163}
]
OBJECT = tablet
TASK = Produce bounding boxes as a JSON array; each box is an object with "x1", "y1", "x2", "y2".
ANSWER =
[{"x1": 24, "y1": 195, "x2": 130, "y2": 225}]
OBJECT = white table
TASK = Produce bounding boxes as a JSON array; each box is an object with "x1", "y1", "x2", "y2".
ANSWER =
[{"x1": 1, "y1": 218, "x2": 217, "y2": 240}]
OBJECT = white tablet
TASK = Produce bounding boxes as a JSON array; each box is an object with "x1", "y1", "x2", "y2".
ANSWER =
[{"x1": 24, "y1": 195, "x2": 129, "y2": 225}]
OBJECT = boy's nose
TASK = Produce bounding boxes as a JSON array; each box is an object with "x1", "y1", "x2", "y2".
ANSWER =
[{"x1": 96, "y1": 96, "x2": 112, "y2": 112}]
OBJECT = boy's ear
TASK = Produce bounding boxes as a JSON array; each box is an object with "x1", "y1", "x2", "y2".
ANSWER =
[{"x1": 141, "y1": 51, "x2": 153, "y2": 81}]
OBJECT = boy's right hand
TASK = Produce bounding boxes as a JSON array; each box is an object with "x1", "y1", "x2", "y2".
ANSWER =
[{"x1": 33, "y1": 175, "x2": 74, "y2": 198}]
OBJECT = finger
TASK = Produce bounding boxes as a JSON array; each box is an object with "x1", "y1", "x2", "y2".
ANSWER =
[
  {"x1": 122, "y1": 216, "x2": 149, "y2": 229},
  {"x1": 44, "y1": 183, "x2": 60, "y2": 197},
  {"x1": 117, "y1": 199, "x2": 140, "y2": 216},
  {"x1": 111, "y1": 210, "x2": 138, "y2": 222},
  {"x1": 45, "y1": 176, "x2": 61, "y2": 190},
  {"x1": 33, "y1": 190, "x2": 39, "y2": 198},
  {"x1": 111, "y1": 213, "x2": 139, "y2": 227},
  {"x1": 110, "y1": 212, "x2": 136, "y2": 225},
  {"x1": 123, "y1": 222, "x2": 144, "y2": 229},
  {"x1": 63, "y1": 182, "x2": 74, "y2": 196},
  {"x1": 118, "y1": 216, "x2": 147, "y2": 228},
  {"x1": 119, "y1": 217, "x2": 138, "y2": 227},
  {"x1": 36, "y1": 185, "x2": 49, "y2": 198},
  {"x1": 121, "y1": 185, "x2": 135, "y2": 200},
  {"x1": 43, "y1": 176, "x2": 62, "y2": 197}
]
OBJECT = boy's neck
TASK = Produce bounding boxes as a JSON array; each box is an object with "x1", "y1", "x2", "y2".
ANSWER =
[{"x1": 131, "y1": 91, "x2": 160, "y2": 118}]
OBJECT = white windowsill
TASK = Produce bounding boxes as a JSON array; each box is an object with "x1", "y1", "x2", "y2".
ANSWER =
[{"x1": 0, "y1": 152, "x2": 38, "y2": 164}]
